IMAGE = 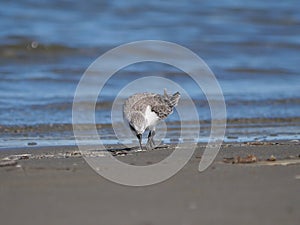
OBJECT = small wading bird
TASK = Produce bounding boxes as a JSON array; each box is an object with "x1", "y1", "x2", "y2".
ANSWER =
[{"x1": 123, "y1": 89, "x2": 180, "y2": 150}]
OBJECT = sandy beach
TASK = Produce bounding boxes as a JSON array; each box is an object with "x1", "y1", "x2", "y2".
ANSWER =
[
  {"x1": 2, "y1": 1, "x2": 300, "y2": 225},
  {"x1": 1, "y1": 141, "x2": 299, "y2": 225}
]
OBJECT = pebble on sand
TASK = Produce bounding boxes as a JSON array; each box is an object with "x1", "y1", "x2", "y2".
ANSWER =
[
  {"x1": 223, "y1": 155, "x2": 257, "y2": 164},
  {"x1": 267, "y1": 155, "x2": 276, "y2": 161}
]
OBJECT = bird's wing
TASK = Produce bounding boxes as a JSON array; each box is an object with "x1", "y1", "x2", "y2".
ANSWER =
[
  {"x1": 149, "y1": 95, "x2": 174, "y2": 120},
  {"x1": 123, "y1": 92, "x2": 179, "y2": 121},
  {"x1": 125, "y1": 93, "x2": 156, "y2": 108},
  {"x1": 151, "y1": 104, "x2": 173, "y2": 119},
  {"x1": 123, "y1": 93, "x2": 156, "y2": 121}
]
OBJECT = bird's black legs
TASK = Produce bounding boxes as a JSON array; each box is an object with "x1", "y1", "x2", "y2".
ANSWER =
[
  {"x1": 146, "y1": 130, "x2": 156, "y2": 150},
  {"x1": 136, "y1": 134, "x2": 143, "y2": 150},
  {"x1": 136, "y1": 131, "x2": 155, "y2": 150}
]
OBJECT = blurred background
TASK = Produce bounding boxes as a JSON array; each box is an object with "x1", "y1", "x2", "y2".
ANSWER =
[{"x1": 0, "y1": 0, "x2": 299, "y2": 146}]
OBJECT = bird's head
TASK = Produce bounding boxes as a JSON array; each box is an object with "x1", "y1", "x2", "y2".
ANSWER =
[
  {"x1": 129, "y1": 113, "x2": 146, "y2": 149},
  {"x1": 128, "y1": 112, "x2": 146, "y2": 140}
]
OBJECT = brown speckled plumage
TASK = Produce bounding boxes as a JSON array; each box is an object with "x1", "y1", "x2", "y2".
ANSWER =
[{"x1": 123, "y1": 89, "x2": 180, "y2": 150}]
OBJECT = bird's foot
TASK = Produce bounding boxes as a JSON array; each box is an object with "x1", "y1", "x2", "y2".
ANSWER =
[
  {"x1": 146, "y1": 139, "x2": 155, "y2": 150},
  {"x1": 146, "y1": 130, "x2": 156, "y2": 150},
  {"x1": 145, "y1": 144, "x2": 152, "y2": 150}
]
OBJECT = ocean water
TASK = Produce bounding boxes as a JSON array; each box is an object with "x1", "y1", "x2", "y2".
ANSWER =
[{"x1": 0, "y1": 0, "x2": 300, "y2": 147}]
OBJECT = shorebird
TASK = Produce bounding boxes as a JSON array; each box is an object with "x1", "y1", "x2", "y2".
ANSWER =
[{"x1": 123, "y1": 89, "x2": 180, "y2": 150}]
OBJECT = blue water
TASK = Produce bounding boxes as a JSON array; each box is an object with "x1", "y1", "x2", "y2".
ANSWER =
[{"x1": 0, "y1": 0, "x2": 300, "y2": 145}]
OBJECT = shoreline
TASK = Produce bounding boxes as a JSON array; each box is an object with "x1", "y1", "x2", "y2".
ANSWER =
[
  {"x1": 1, "y1": 140, "x2": 300, "y2": 225},
  {"x1": 1, "y1": 117, "x2": 299, "y2": 148}
]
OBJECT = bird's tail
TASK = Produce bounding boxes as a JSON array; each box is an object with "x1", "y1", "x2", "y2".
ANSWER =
[{"x1": 164, "y1": 89, "x2": 180, "y2": 107}]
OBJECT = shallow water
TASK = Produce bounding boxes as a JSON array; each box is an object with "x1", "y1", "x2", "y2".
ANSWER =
[{"x1": 0, "y1": 0, "x2": 300, "y2": 147}]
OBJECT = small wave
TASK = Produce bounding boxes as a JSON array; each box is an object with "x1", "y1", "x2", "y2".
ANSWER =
[
  {"x1": 0, "y1": 36, "x2": 76, "y2": 55},
  {"x1": 225, "y1": 98, "x2": 300, "y2": 106},
  {"x1": 1, "y1": 117, "x2": 299, "y2": 133},
  {"x1": 226, "y1": 67, "x2": 293, "y2": 75}
]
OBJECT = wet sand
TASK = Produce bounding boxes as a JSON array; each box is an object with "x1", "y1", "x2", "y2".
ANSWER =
[{"x1": 1, "y1": 141, "x2": 300, "y2": 225}]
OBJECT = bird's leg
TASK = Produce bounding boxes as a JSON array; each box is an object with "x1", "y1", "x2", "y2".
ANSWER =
[
  {"x1": 146, "y1": 132, "x2": 152, "y2": 150},
  {"x1": 137, "y1": 134, "x2": 143, "y2": 150},
  {"x1": 146, "y1": 130, "x2": 156, "y2": 150},
  {"x1": 150, "y1": 130, "x2": 156, "y2": 147}
]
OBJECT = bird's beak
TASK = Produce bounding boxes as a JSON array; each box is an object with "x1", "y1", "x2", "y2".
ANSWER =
[{"x1": 137, "y1": 134, "x2": 143, "y2": 150}]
